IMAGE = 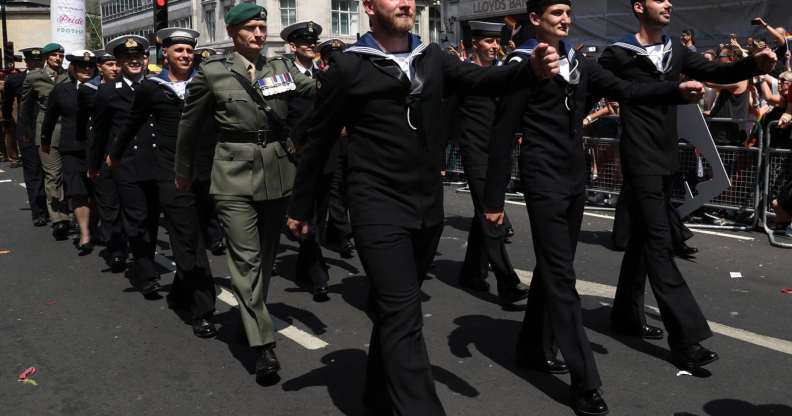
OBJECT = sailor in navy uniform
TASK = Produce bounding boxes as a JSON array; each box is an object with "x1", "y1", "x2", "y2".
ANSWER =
[
  {"x1": 280, "y1": 21, "x2": 332, "y2": 301},
  {"x1": 111, "y1": 28, "x2": 217, "y2": 337},
  {"x1": 449, "y1": 20, "x2": 529, "y2": 304},
  {"x1": 287, "y1": 13, "x2": 544, "y2": 413},
  {"x1": 599, "y1": 0, "x2": 777, "y2": 371},
  {"x1": 90, "y1": 35, "x2": 161, "y2": 297},
  {"x1": 484, "y1": 1, "x2": 707, "y2": 414}
]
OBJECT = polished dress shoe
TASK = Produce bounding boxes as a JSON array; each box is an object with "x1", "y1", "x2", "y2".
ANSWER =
[
  {"x1": 255, "y1": 344, "x2": 281, "y2": 381},
  {"x1": 271, "y1": 263, "x2": 280, "y2": 276},
  {"x1": 192, "y1": 318, "x2": 217, "y2": 338},
  {"x1": 572, "y1": 389, "x2": 609, "y2": 416},
  {"x1": 77, "y1": 241, "x2": 94, "y2": 256},
  {"x1": 209, "y1": 240, "x2": 226, "y2": 256},
  {"x1": 33, "y1": 217, "x2": 48, "y2": 227},
  {"x1": 313, "y1": 285, "x2": 330, "y2": 302},
  {"x1": 674, "y1": 243, "x2": 699, "y2": 259},
  {"x1": 516, "y1": 356, "x2": 570, "y2": 374},
  {"x1": 671, "y1": 344, "x2": 719, "y2": 370},
  {"x1": 498, "y1": 282, "x2": 530, "y2": 304},
  {"x1": 340, "y1": 240, "x2": 355, "y2": 259},
  {"x1": 110, "y1": 256, "x2": 126, "y2": 273},
  {"x1": 52, "y1": 221, "x2": 70, "y2": 241},
  {"x1": 140, "y1": 280, "x2": 161, "y2": 299},
  {"x1": 611, "y1": 322, "x2": 665, "y2": 340},
  {"x1": 460, "y1": 276, "x2": 490, "y2": 292}
]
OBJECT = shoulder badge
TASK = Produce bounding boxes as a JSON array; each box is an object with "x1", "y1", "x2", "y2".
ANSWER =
[{"x1": 115, "y1": 81, "x2": 123, "y2": 89}]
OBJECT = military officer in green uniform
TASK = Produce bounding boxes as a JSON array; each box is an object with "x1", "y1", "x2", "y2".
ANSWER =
[
  {"x1": 175, "y1": 2, "x2": 315, "y2": 383},
  {"x1": 21, "y1": 42, "x2": 72, "y2": 240}
]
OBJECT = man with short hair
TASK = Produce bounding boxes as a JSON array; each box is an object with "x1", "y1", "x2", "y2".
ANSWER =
[
  {"x1": 21, "y1": 43, "x2": 72, "y2": 240},
  {"x1": 599, "y1": 0, "x2": 777, "y2": 371},
  {"x1": 175, "y1": 3, "x2": 315, "y2": 382},
  {"x1": 286, "y1": 0, "x2": 554, "y2": 412},
  {"x1": 95, "y1": 50, "x2": 120, "y2": 82},
  {"x1": 680, "y1": 29, "x2": 696, "y2": 52},
  {"x1": 2, "y1": 47, "x2": 48, "y2": 226}
]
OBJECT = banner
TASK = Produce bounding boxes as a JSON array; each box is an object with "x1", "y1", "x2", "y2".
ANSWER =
[{"x1": 50, "y1": 0, "x2": 86, "y2": 56}]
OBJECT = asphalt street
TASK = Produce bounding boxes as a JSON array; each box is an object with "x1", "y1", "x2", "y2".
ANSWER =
[{"x1": 1, "y1": 162, "x2": 791, "y2": 416}]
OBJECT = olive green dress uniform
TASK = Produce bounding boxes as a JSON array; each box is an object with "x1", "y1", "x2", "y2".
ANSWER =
[
  {"x1": 176, "y1": 51, "x2": 315, "y2": 347},
  {"x1": 21, "y1": 58, "x2": 71, "y2": 226}
]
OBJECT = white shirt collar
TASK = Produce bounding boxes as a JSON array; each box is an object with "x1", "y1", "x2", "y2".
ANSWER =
[{"x1": 293, "y1": 59, "x2": 314, "y2": 77}]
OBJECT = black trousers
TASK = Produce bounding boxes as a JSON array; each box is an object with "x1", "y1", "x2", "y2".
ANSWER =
[
  {"x1": 116, "y1": 178, "x2": 160, "y2": 282},
  {"x1": 459, "y1": 161, "x2": 520, "y2": 291},
  {"x1": 612, "y1": 175, "x2": 712, "y2": 349},
  {"x1": 356, "y1": 223, "x2": 445, "y2": 416},
  {"x1": 158, "y1": 179, "x2": 216, "y2": 320},
  {"x1": 19, "y1": 145, "x2": 48, "y2": 221},
  {"x1": 316, "y1": 153, "x2": 352, "y2": 250},
  {"x1": 296, "y1": 223, "x2": 330, "y2": 289},
  {"x1": 519, "y1": 192, "x2": 601, "y2": 392},
  {"x1": 612, "y1": 180, "x2": 693, "y2": 251},
  {"x1": 93, "y1": 164, "x2": 126, "y2": 258},
  {"x1": 193, "y1": 178, "x2": 225, "y2": 247}
]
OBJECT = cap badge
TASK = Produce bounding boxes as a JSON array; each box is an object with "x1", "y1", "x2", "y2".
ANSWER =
[
  {"x1": 125, "y1": 38, "x2": 138, "y2": 48},
  {"x1": 83, "y1": 51, "x2": 91, "y2": 61}
]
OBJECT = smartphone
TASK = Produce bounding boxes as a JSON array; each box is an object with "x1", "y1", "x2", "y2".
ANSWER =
[{"x1": 750, "y1": 17, "x2": 763, "y2": 26}]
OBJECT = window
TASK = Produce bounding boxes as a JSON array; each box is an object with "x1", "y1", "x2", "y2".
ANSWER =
[
  {"x1": 413, "y1": 7, "x2": 422, "y2": 35},
  {"x1": 428, "y1": 7, "x2": 441, "y2": 43},
  {"x1": 204, "y1": 7, "x2": 216, "y2": 43},
  {"x1": 280, "y1": 0, "x2": 296, "y2": 28},
  {"x1": 331, "y1": 0, "x2": 358, "y2": 36}
]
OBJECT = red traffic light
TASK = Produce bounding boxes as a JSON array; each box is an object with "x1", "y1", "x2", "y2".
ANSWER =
[{"x1": 155, "y1": 0, "x2": 167, "y2": 8}]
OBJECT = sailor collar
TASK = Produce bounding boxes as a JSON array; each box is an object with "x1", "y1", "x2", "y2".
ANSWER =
[
  {"x1": 148, "y1": 69, "x2": 196, "y2": 99},
  {"x1": 612, "y1": 33, "x2": 673, "y2": 73},
  {"x1": 509, "y1": 38, "x2": 580, "y2": 85},
  {"x1": 344, "y1": 31, "x2": 428, "y2": 62}
]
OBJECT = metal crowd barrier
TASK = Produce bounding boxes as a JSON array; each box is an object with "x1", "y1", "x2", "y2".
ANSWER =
[
  {"x1": 761, "y1": 121, "x2": 792, "y2": 248},
  {"x1": 444, "y1": 117, "x2": 765, "y2": 231}
]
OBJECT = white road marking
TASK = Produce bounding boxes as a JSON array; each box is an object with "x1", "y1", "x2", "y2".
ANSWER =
[
  {"x1": 515, "y1": 269, "x2": 792, "y2": 356},
  {"x1": 505, "y1": 199, "x2": 755, "y2": 241},
  {"x1": 18, "y1": 183, "x2": 26, "y2": 188},
  {"x1": 0, "y1": 179, "x2": 12, "y2": 183},
  {"x1": 215, "y1": 285, "x2": 329, "y2": 350},
  {"x1": 0, "y1": 168, "x2": 5, "y2": 172}
]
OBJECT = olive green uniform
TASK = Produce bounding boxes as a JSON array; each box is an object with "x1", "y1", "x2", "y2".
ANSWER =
[
  {"x1": 21, "y1": 65, "x2": 70, "y2": 223},
  {"x1": 176, "y1": 52, "x2": 314, "y2": 347}
]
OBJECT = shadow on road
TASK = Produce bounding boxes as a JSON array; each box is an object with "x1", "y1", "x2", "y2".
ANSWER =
[{"x1": 674, "y1": 398, "x2": 792, "y2": 416}]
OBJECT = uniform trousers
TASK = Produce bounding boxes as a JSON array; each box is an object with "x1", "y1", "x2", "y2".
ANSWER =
[
  {"x1": 19, "y1": 145, "x2": 48, "y2": 221},
  {"x1": 193, "y1": 178, "x2": 225, "y2": 247},
  {"x1": 459, "y1": 160, "x2": 520, "y2": 291},
  {"x1": 296, "y1": 227, "x2": 330, "y2": 288},
  {"x1": 38, "y1": 145, "x2": 70, "y2": 223},
  {"x1": 116, "y1": 178, "x2": 160, "y2": 282},
  {"x1": 214, "y1": 197, "x2": 287, "y2": 347},
  {"x1": 93, "y1": 165, "x2": 126, "y2": 258},
  {"x1": 158, "y1": 179, "x2": 216, "y2": 320},
  {"x1": 316, "y1": 154, "x2": 352, "y2": 250},
  {"x1": 612, "y1": 175, "x2": 712, "y2": 349},
  {"x1": 612, "y1": 180, "x2": 693, "y2": 251},
  {"x1": 356, "y1": 223, "x2": 446, "y2": 416},
  {"x1": 519, "y1": 191, "x2": 602, "y2": 392}
]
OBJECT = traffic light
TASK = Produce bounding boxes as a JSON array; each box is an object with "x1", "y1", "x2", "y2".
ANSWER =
[{"x1": 153, "y1": 0, "x2": 168, "y2": 31}]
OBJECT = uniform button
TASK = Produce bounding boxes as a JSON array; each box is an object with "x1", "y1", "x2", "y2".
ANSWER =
[
  {"x1": 151, "y1": 133, "x2": 155, "y2": 137},
  {"x1": 133, "y1": 145, "x2": 138, "y2": 150},
  {"x1": 153, "y1": 143, "x2": 157, "y2": 148},
  {"x1": 149, "y1": 123, "x2": 154, "y2": 127}
]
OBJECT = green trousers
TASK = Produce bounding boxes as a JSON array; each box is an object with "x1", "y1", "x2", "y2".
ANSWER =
[
  {"x1": 215, "y1": 196, "x2": 287, "y2": 347},
  {"x1": 38, "y1": 145, "x2": 70, "y2": 223}
]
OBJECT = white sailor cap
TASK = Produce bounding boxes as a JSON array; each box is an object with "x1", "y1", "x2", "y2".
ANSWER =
[
  {"x1": 66, "y1": 49, "x2": 97, "y2": 64},
  {"x1": 156, "y1": 27, "x2": 200, "y2": 47},
  {"x1": 468, "y1": 21, "x2": 505, "y2": 38}
]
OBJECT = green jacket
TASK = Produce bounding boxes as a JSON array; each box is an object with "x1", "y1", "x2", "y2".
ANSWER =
[
  {"x1": 20, "y1": 65, "x2": 69, "y2": 146},
  {"x1": 176, "y1": 51, "x2": 315, "y2": 201}
]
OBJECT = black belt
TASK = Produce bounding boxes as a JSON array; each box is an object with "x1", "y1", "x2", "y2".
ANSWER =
[{"x1": 217, "y1": 130, "x2": 281, "y2": 145}]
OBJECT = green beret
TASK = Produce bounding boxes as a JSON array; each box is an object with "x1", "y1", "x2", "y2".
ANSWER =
[
  {"x1": 42, "y1": 43, "x2": 65, "y2": 55},
  {"x1": 225, "y1": 3, "x2": 267, "y2": 27}
]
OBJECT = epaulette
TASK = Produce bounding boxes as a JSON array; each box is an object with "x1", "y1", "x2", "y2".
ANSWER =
[{"x1": 205, "y1": 54, "x2": 226, "y2": 63}]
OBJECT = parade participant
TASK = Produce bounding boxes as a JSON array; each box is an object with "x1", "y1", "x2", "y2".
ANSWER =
[
  {"x1": 451, "y1": 20, "x2": 530, "y2": 304},
  {"x1": 599, "y1": 0, "x2": 777, "y2": 370},
  {"x1": 484, "y1": 0, "x2": 708, "y2": 413},
  {"x1": 78, "y1": 50, "x2": 127, "y2": 271},
  {"x1": 40, "y1": 50, "x2": 97, "y2": 255},
  {"x1": 111, "y1": 28, "x2": 217, "y2": 338},
  {"x1": 2, "y1": 47, "x2": 48, "y2": 226},
  {"x1": 90, "y1": 35, "x2": 160, "y2": 295},
  {"x1": 280, "y1": 21, "x2": 331, "y2": 302},
  {"x1": 175, "y1": 3, "x2": 315, "y2": 381},
  {"x1": 21, "y1": 42, "x2": 72, "y2": 240},
  {"x1": 286, "y1": 0, "x2": 556, "y2": 411}
]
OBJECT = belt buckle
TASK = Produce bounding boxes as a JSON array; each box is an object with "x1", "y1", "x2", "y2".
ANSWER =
[{"x1": 256, "y1": 130, "x2": 266, "y2": 146}]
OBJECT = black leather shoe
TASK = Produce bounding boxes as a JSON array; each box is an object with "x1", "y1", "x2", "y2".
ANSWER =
[
  {"x1": 52, "y1": 221, "x2": 70, "y2": 241},
  {"x1": 313, "y1": 285, "x2": 330, "y2": 302},
  {"x1": 110, "y1": 256, "x2": 126, "y2": 273},
  {"x1": 192, "y1": 318, "x2": 217, "y2": 338},
  {"x1": 505, "y1": 227, "x2": 515, "y2": 244},
  {"x1": 671, "y1": 344, "x2": 719, "y2": 370},
  {"x1": 460, "y1": 276, "x2": 490, "y2": 292},
  {"x1": 140, "y1": 280, "x2": 161, "y2": 299},
  {"x1": 674, "y1": 243, "x2": 698, "y2": 259},
  {"x1": 498, "y1": 282, "x2": 530, "y2": 304},
  {"x1": 77, "y1": 241, "x2": 94, "y2": 256},
  {"x1": 33, "y1": 217, "x2": 48, "y2": 227},
  {"x1": 255, "y1": 344, "x2": 281, "y2": 381},
  {"x1": 611, "y1": 322, "x2": 665, "y2": 340},
  {"x1": 210, "y1": 241, "x2": 226, "y2": 256},
  {"x1": 572, "y1": 389, "x2": 609, "y2": 416},
  {"x1": 516, "y1": 356, "x2": 570, "y2": 374},
  {"x1": 271, "y1": 263, "x2": 280, "y2": 276},
  {"x1": 340, "y1": 240, "x2": 355, "y2": 259}
]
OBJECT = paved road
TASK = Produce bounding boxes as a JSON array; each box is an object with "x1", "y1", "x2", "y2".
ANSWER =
[{"x1": 1, "y1": 162, "x2": 791, "y2": 416}]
